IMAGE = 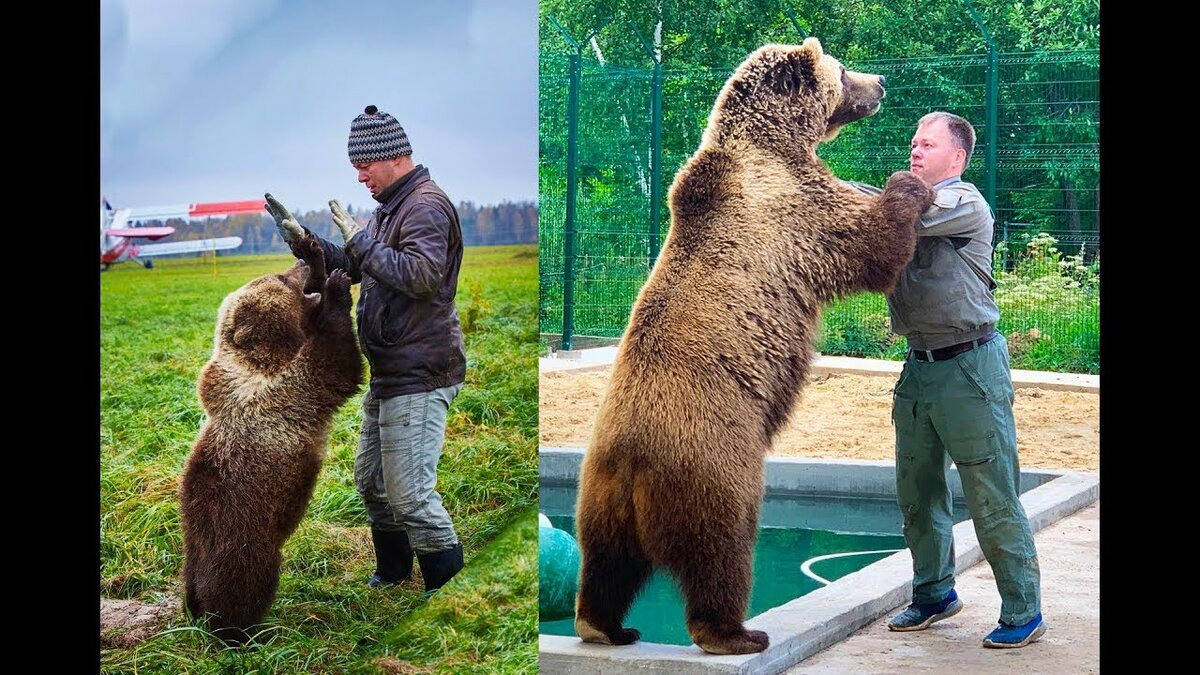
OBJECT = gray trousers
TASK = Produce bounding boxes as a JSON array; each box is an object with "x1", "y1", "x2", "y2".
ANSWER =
[
  {"x1": 355, "y1": 384, "x2": 462, "y2": 553},
  {"x1": 892, "y1": 334, "x2": 1041, "y2": 625}
]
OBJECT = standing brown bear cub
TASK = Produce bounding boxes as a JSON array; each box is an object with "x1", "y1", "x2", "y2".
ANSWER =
[
  {"x1": 574, "y1": 38, "x2": 935, "y2": 655},
  {"x1": 179, "y1": 236, "x2": 363, "y2": 644}
]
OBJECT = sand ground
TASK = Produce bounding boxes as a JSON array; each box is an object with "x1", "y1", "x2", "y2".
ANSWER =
[{"x1": 539, "y1": 369, "x2": 1098, "y2": 472}]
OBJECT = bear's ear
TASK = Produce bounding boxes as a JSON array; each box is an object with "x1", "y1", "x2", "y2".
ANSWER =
[
  {"x1": 800, "y1": 36, "x2": 824, "y2": 59},
  {"x1": 766, "y1": 45, "x2": 819, "y2": 96},
  {"x1": 230, "y1": 297, "x2": 304, "y2": 371}
]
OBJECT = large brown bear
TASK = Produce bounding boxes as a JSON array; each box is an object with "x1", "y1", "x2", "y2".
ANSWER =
[
  {"x1": 179, "y1": 238, "x2": 363, "y2": 644},
  {"x1": 573, "y1": 38, "x2": 935, "y2": 655}
]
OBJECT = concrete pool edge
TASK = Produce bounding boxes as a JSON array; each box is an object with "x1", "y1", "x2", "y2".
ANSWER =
[{"x1": 538, "y1": 448, "x2": 1100, "y2": 674}]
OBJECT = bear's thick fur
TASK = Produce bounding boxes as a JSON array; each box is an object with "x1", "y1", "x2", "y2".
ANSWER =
[
  {"x1": 573, "y1": 38, "x2": 934, "y2": 655},
  {"x1": 179, "y1": 239, "x2": 363, "y2": 644}
]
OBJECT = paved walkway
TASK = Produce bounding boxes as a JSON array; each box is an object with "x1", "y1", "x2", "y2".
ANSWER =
[{"x1": 788, "y1": 501, "x2": 1100, "y2": 674}]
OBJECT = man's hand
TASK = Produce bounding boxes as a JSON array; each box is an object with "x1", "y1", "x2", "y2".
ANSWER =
[
  {"x1": 330, "y1": 199, "x2": 363, "y2": 242},
  {"x1": 265, "y1": 193, "x2": 308, "y2": 250}
]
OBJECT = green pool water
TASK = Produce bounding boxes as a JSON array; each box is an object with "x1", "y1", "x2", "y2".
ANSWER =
[{"x1": 539, "y1": 488, "x2": 968, "y2": 647}]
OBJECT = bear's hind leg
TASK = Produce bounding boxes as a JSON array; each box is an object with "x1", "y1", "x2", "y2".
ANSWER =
[
  {"x1": 678, "y1": 543, "x2": 769, "y2": 654},
  {"x1": 657, "y1": 496, "x2": 768, "y2": 655},
  {"x1": 201, "y1": 544, "x2": 283, "y2": 646},
  {"x1": 574, "y1": 483, "x2": 652, "y2": 646},
  {"x1": 183, "y1": 570, "x2": 203, "y2": 620},
  {"x1": 574, "y1": 543, "x2": 652, "y2": 645}
]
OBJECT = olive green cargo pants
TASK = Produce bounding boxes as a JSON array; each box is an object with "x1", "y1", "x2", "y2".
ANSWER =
[{"x1": 892, "y1": 334, "x2": 1041, "y2": 625}]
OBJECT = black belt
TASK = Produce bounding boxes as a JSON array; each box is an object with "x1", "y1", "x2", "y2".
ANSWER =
[{"x1": 911, "y1": 332, "x2": 998, "y2": 362}]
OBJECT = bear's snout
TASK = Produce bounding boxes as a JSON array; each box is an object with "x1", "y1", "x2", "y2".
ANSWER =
[{"x1": 280, "y1": 259, "x2": 312, "y2": 291}]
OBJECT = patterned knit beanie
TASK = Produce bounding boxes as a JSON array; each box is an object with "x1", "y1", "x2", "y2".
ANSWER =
[{"x1": 347, "y1": 105, "x2": 412, "y2": 164}]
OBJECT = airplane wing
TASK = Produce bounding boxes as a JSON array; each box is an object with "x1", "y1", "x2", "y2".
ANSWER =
[
  {"x1": 136, "y1": 237, "x2": 243, "y2": 257},
  {"x1": 107, "y1": 227, "x2": 175, "y2": 240},
  {"x1": 123, "y1": 200, "x2": 266, "y2": 223}
]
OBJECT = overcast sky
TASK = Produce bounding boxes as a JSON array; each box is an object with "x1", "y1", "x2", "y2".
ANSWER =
[{"x1": 100, "y1": 0, "x2": 538, "y2": 214}]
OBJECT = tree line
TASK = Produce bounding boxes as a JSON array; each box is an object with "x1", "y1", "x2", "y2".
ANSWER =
[{"x1": 155, "y1": 200, "x2": 537, "y2": 255}]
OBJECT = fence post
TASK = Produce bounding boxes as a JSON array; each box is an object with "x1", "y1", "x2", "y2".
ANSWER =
[
  {"x1": 548, "y1": 16, "x2": 608, "y2": 352},
  {"x1": 649, "y1": 61, "x2": 663, "y2": 270},
  {"x1": 784, "y1": 7, "x2": 809, "y2": 39},
  {"x1": 629, "y1": 22, "x2": 664, "y2": 271},
  {"x1": 549, "y1": 17, "x2": 581, "y2": 351},
  {"x1": 985, "y1": 47, "x2": 998, "y2": 212},
  {"x1": 562, "y1": 49, "x2": 580, "y2": 351},
  {"x1": 962, "y1": 0, "x2": 997, "y2": 212}
]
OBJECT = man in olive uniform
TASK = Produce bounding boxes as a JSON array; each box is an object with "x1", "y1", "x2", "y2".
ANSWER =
[{"x1": 846, "y1": 111, "x2": 1044, "y2": 649}]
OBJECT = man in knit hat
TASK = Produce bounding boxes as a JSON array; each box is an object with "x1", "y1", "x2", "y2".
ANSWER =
[{"x1": 265, "y1": 105, "x2": 466, "y2": 594}]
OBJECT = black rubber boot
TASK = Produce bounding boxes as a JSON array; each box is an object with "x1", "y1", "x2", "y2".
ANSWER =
[
  {"x1": 367, "y1": 528, "x2": 414, "y2": 588},
  {"x1": 417, "y1": 543, "x2": 464, "y2": 594}
]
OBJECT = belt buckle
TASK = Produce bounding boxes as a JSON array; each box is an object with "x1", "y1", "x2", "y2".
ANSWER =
[{"x1": 921, "y1": 349, "x2": 935, "y2": 362}]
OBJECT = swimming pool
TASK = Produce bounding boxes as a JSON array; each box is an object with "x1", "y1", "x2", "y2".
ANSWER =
[
  {"x1": 539, "y1": 488, "x2": 970, "y2": 646},
  {"x1": 538, "y1": 449, "x2": 1097, "y2": 673}
]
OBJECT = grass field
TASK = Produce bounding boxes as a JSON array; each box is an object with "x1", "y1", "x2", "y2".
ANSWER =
[{"x1": 101, "y1": 246, "x2": 538, "y2": 673}]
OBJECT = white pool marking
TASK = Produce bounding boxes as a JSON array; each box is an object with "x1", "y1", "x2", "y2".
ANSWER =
[{"x1": 800, "y1": 549, "x2": 904, "y2": 586}]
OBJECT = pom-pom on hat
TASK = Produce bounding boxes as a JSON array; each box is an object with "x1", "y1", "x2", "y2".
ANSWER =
[{"x1": 348, "y1": 105, "x2": 412, "y2": 164}]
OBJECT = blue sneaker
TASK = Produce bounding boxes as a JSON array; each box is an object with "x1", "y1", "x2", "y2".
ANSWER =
[
  {"x1": 983, "y1": 612, "x2": 1046, "y2": 648},
  {"x1": 887, "y1": 589, "x2": 963, "y2": 631}
]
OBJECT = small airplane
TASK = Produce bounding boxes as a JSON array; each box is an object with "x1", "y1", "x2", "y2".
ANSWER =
[{"x1": 100, "y1": 197, "x2": 266, "y2": 270}]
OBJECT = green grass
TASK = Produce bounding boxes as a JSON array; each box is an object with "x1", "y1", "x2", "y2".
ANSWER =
[
  {"x1": 539, "y1": 235, "x2": 1100, "y2": 374},
  {"x1": 543, "y1": 287, "x2": 1098, "y2": 374},
  {"x1": 379, "y1": 507, "x2": 538, "y2": 674},
  {"x1": 543, "y1": 279, "x2": 1099, "y2": 374},
  {"x1": 101, "y1": 247, "x2": 538, "y2": 673},
  {"x1": 817, "y1": 279, "x2": 1099, "y2": 374}
]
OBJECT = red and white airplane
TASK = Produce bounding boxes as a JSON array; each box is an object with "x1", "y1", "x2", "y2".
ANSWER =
[{"x1": 100, "y1": 197, "x2": 266, "y2": 270}]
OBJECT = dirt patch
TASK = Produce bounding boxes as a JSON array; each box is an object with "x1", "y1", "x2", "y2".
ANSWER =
[
  {"x1": 100, "y1": 595, "x2": 182, "y2": 648},
  {"x1": 539, "y1": 368, "x2": 1098, "y2": 472},
  {"x1": 372, "y1": 657, "x2": 432, "y2": 674}
]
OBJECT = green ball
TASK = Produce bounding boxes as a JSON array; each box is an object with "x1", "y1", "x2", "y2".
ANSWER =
[{"x1": 538, "y1": 526, "x2": 581, "y2": 622}]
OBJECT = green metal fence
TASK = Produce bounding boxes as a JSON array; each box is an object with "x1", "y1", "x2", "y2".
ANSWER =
[{"x1": 539, "y1": 47, "x2": 1098, "y2": 373}]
